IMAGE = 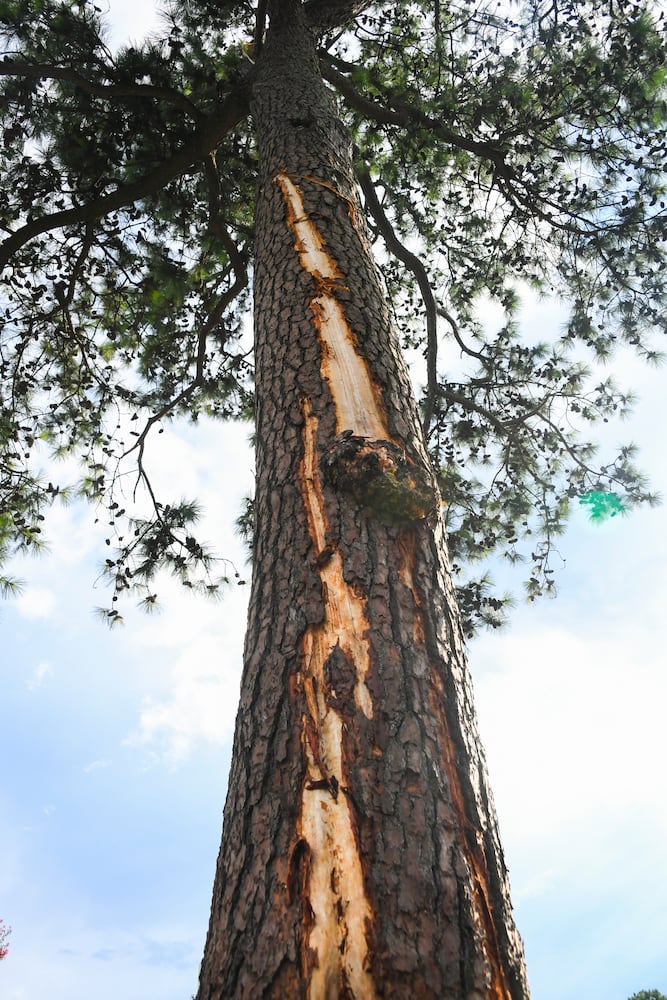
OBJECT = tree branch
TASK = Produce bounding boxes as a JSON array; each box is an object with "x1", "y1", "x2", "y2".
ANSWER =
[
  {"x1": 127, "y1": 258, "x2": 247, "y2": 497},
  {"x1": 357, "y1": 166, "x2": 438, "y2": 436},
  {"x1": 305, "y1": 1, "x2": 371, "y2": 31},
  {"x1": 321, "y1": 55, "x2": 509, "y2": 168},
  {"x1": 0, "y1": 84, "x2": 251, "y2": 269},
  {"x1": 437, "y1": 385, "x2": 508, "y2": 434},
  {"x1": 323, "y1": 55, "x2": 609, "y2": 238},
  {"x1": 203, "y1": 154, "x2": 248, "y2": 278},
  {"x1": 436, "y1": 306, "x2": 486, "y2": 363},
  {"x1": 123, "y1": 179, "x2": 248, "y2": 483},
  {"x1": 0, "y1": 60, "x2": 201, "y2": 117}
]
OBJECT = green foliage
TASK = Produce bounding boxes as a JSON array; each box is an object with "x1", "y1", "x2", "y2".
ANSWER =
[
  {"x1": 328, "y1": 0, "x2": 666, "y2": 629},
  {"x1": 95, "y1": 498, "x2": 245, "y2": 626},
  {"x1": 628, "y1": 991, "x2": 667, "y2": 1000},
  {"x1": 1, "y1": 0, "x2": 665, "y2": 631},
  {"x1": 0, "y1": 0, "x2": 254, "y2": 610}
]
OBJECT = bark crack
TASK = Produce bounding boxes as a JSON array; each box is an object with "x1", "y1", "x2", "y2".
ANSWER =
[
  {"x1": 295, "y1": 398, "x2": 377, "y2": 1000},
  {"x1": 427, "y1": 654, "x2": 515, "y2": 999},
  {"x1": 275, "y1": 170, "x2": 388, "y2": 440},
  {"x1": 276, "y1": 171, "x2": 438, "y2": 524}
]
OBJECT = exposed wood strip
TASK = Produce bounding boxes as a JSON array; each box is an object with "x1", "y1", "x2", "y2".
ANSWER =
[
  {"x1": 275, "y1": 171, "x2": 389, "y2": 439},
  {"x1": 300, "y1": 398, "x2": 374, "y2": 719},
  {"x1": 297, "y1": 399, "x2": 377, "y2": 999}
]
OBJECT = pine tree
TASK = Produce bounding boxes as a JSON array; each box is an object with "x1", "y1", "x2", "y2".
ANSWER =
[{"x1": 1, "y1": 0, "x2": 666, "y2": 995}]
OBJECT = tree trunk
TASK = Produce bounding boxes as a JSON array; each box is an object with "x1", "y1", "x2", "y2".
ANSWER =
[{"x1": 197, "y1": 2, "x2": 529, "y2": 997}]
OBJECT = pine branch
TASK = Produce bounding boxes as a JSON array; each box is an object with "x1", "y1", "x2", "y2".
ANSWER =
[
  {"x1": 323, "y1": 54, "x2": 616, "y2": 238},
  {"x1": 123, "y1": 229, "x2": 248, "y2": 477},
  {"x1": 0, "y1": 84, "x2": 251, "y2": 269},
  {"x1": 0, "y1": 59, "x2": 201, "y2": 117},
  {"x1": 437, "y1": 386, "x2": 508, "y2": 435},
  {"x1": 436, "y1": 306, "x2": 486, "y2": 363},
  {"x1": 322, "y1": 54, "x2": 509, "y2": 168}
]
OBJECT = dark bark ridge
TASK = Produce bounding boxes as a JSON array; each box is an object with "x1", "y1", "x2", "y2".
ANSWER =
[{"x1": 196, "y1": 2, "x2": 530, "y2": 997}]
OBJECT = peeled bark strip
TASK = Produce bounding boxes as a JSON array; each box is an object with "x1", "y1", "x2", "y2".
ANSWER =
[
  {"x1": 297, "y1": 397, "x2": 377, "y2": 997},
  {"x1": 274, "y1": 170, "x2": 388, "y2": 440},
  {"x1": 275, "y1": 170, "x2": 438, "y2": 527},
  {"x1": 196, "y1": 2, "x2": 530, "y2": 997},
  {"x1": 300, "y1": 398, "x2": 374, "y2": 722}
]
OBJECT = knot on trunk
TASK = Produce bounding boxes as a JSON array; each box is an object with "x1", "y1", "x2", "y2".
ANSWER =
[{"x1": 325, "y1": 432, "x2": 438, "y2": 525}]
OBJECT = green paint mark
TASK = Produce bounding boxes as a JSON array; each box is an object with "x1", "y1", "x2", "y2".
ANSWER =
[{"x1": 578, "y1": 490, "x2": 627, "y2": 523}]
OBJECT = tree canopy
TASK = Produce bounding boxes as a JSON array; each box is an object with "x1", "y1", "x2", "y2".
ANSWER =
[{"x1": 1, "y1": 0, "x2": 665, "y2": 632}]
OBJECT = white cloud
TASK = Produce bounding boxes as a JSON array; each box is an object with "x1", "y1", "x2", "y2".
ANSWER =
[
  {"x1": 26, "y1": 660, "x2": 53, "y2": 691},
  {"x1": 83, "y1": 759, "x2": 111, "y2": 775},
  {"x1": 104, "y1": 0, "x2": 163, "y2": 50},
  {"x1": 15, "y1": 588, "x2": 56, "y2": 620},
  {"x1": 126, "y1": 638, "x2": 242, "y2": 763},
  {"x1": 0, "y1": 915, "x2": 203, "y2": 1000},
  {"x1": 479, "y1": 624, "x2": 666, "y2": 808},
  {"x1": 471, "y1": 616, "x2": 667, "y2": 900},
  {"x1": 8, "y1": 500, "x2": 103, "y2": 601},
  {"x1": 107, "y1": 541, "x2": 248, "y2": 761}
]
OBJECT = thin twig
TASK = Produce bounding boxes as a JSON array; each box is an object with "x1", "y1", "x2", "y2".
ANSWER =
[{"x1": 436, "y1": 306, "x2": 486, "y2": 362}]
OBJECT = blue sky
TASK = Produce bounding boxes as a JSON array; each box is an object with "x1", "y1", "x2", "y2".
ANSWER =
[
  {"x1": 1, "y1": 3, "x2": 667, "y2": 998},
  {"x1": 3, "y1": 368, "x2": 665, "y2": 1000}
]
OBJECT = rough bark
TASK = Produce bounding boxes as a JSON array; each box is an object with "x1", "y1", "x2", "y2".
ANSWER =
[{"x1": 196, "y1": 2, "x2": 530, "y2": 997}]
